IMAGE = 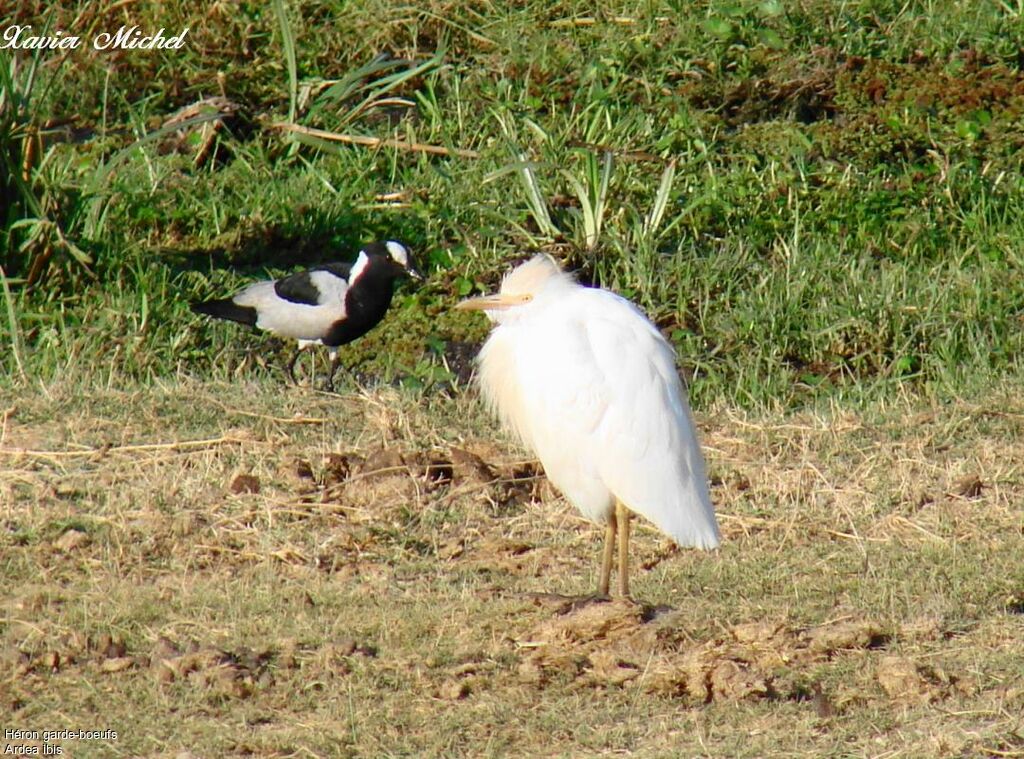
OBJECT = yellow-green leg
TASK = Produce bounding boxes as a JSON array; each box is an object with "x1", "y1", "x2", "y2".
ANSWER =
[
  {"x1": 617, "y1": 499, "x2": 631, "y2": 598},
  {"x1": 598, "y1": 508, "x2": 617, "y2": 597}
]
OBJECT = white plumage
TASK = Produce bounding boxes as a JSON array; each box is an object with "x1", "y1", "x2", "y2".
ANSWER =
[
  {"x1": 458, "y1": 254, "x2": 719, "y2": 596},
  {"x1": 230, "y1": 268, "x2": 351, "y2": 342}
]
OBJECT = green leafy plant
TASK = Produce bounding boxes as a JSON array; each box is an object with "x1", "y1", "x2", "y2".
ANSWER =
[{"x1": 1, "y1": 46, "x2": 93, "y2": 287}]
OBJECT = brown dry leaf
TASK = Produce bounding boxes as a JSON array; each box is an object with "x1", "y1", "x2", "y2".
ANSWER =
[
  {"x1": 709, "y1": 659, "x2": 771, "y2": 701},
  {"x1": 229, "y1": 473, "x2": 261, "y2": 494},
  {"x1": 99, "y1": 656, "x2": 135, "y2": 673},
  {"x1": 54, "y1": 529, "x2": 90, "y2": 552},
  {"x1": 806, "y1": 619, "x2": 887, "y2": 655},
  {"x1": 953, "y1": 474, "x2": 984, "y2": 499},
  {"x1": 450, "y1": 447, "x2": 498, "y2": 483}
]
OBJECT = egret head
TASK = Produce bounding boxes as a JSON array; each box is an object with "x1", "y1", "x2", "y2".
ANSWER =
[{"x1": 455, "y1": 254, "x2": 574, "y2": 323}]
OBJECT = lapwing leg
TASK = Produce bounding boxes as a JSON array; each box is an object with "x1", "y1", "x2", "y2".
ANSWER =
[
  {"x1": 598, "y1": 507, "x2": 617, "y2": 598},
  {"x1": 286, "y1": 348, "x2": 304, "y2": 385},
  {"x1": 324, "y1": 350, "x2": 340, "y2": 392},
  {"x1": 616, "y1": 499, "x2": 631, "y2": 598}
]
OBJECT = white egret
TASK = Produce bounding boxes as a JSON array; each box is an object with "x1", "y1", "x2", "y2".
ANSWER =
[{"x1": 456, "y1": 255, "x2": 719, "y2": 597}]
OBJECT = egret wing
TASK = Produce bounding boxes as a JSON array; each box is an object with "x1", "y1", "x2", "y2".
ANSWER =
[
  {"x1": 477, "y1": 287, "x2": 719, "y2": 549},
  {"x1": 579, "y1": 291, "x2": 719, "y2": 548},
  {"x1": 479, "y1": 309, "x2": 616, "y2": 522}
]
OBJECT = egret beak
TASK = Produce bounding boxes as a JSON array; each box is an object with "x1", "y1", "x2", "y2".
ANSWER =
[{"x1": 455, "y1": 293, "x2": 533, "y2": 311}]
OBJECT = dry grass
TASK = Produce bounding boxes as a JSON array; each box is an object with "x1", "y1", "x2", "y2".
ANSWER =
[{"x1": 1, "y1": 381, "x2": 1023, "y2": 757}]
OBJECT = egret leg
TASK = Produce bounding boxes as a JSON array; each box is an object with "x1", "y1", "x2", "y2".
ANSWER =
[
  {"x1": 598, "y1": 509, "x2": 617, "y2": 597},
  {"x1": 616, "y1": 499, "x2": 630, "y2": 598}
]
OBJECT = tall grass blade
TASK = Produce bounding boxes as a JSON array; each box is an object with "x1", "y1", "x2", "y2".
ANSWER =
[
  {"x1": 273, "y1": 0, "x2": 299, "y2": 124},
  {"x1": 517, "y1": 155, "x2": 558, "y2": 239},
  {"x1": 84, "y1": 112, "x2": 225, "y2": 237},
  {"x1": 563, "y1": 151, "x2": 613, "y2": 250},
  {"x1": 0, "y1": 266, "x2": 25, "y2": 381},
  {"x1": 310, "y1": 49, "x2": 445, "y2": 130},
  {"x1": 643, "y1": 159, "x2": 676, "y2": 239},
  {"x1": 484, "y1": 155, "x2": 560, "y2": 241}
]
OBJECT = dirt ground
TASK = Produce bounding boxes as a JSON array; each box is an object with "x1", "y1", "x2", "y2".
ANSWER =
[{"x1": 1, "y1": 381, "x2": 1022, "y2": 757}]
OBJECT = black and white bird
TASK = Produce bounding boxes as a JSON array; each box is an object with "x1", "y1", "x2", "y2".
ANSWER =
[{"x1": 191, "y1": 240, "x2": 418, "y2": 390}]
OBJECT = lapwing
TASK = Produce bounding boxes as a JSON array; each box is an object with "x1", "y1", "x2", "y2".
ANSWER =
[{"x1": 192, "y1": 240, "x2": 418, "y2": 390}]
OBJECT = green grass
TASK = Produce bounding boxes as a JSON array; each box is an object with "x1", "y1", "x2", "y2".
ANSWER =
[
  {"x1": 2, "y1": 5, "x2": 1024, "y2": 753},
  {"x1": 2, "y1": 0, "x2": 1024, "y2": 407}
]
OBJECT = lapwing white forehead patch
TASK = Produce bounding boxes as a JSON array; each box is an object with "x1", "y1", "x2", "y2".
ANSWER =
[
  {"x1": 348, "y1": 251, "x2": 371, "y2": 284},
  {"x1": 385, "y1": 240, "x2": 409, "y2": 267}
]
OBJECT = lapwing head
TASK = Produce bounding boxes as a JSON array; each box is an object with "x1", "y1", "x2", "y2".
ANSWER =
[{"x1": 358, "y1": 240, "x2": 422, "y2": 282}]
